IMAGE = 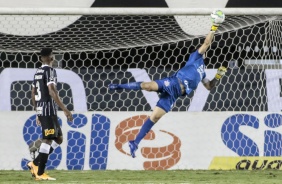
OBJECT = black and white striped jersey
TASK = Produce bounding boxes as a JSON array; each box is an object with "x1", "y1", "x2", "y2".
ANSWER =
[{"x1": 32, "y1": 65, "x2": 58, "y2": 116}]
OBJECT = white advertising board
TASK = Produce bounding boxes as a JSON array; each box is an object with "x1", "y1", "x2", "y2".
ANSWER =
[{"x1": 0, "y1": 111, "x2": 281, "y2": 170}]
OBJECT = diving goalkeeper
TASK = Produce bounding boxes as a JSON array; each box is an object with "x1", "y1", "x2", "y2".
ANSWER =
[{"x1": 108, "y1": 10, "x2": 227, "y2": 158}]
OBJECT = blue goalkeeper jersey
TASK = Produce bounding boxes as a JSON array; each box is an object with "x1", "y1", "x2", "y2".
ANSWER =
[{"x1": 175, "y1": 50, "x2": 206, "y2": 95}]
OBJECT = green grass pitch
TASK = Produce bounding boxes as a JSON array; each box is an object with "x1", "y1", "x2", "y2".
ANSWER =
[{"x1": 0, "y1": 170, "x2": 281, "y2": 184}]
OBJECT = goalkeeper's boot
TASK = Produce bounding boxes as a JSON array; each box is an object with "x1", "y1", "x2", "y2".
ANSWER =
[
  {"x1": 27, "y1": 161, "x2": 37, "y2": 178},
  {"x1": 108, "y1": 84, "x2": 121, "y2": 90},
  {"x1": 128, "y1": 140, "x2": 138, "y2": 158},
  {"x1": 35, "y1": 173, "x2": 56, "y2": 181}
]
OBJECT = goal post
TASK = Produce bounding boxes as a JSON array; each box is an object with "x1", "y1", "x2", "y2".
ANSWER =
[
  {"x1": 0, "y1": 7, "x2": 282, "y2": 15},
  {"x1": 1, "y1": 8, "x2": 282, "y2": 170}
]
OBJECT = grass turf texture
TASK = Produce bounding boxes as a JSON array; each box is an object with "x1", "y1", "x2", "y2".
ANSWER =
[{"x1": 0, "y1": 170, "x2": 281, "y2": 184}]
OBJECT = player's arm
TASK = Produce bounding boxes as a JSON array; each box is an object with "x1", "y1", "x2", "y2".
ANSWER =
[
  {"x1": 47, "y1": 84, "x2": 66, "y2": 111},
  {"x1": 31, "y1": 78, "x2": 37, "y2": 110},
  {"x1": 31, "y1": 86, "x2": 36, "y2": 110},
  {"x1": 31, "y1": 81, "x2": 41, "y2": 125},
  {"x1": 202, "y1": 66, "x2": 227, "y2": 90},
  {"x1": 198, "y1": 10, "x2": 225, "y2": 55},
  {"x1": 198, "y1": 31, "x2": 215, "y2": 55},
  {"x1": 48, "y1": 84, "x2": 73, "y2": 122},
  {"x1": 202, "y1": 78, "x2": 219, "y2": 90}
]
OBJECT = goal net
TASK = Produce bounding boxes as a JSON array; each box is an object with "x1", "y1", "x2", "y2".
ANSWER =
[
  {"x1": 0, "y1": 8, "x2": 281, "y2": 112},
  {"x1": 1, "y1": 8, "x2": 282, "y2": 170}
]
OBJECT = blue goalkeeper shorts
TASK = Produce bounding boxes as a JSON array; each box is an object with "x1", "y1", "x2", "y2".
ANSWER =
[{"x1": 155, "y1": 76, "x2": 182, "y2": 112}]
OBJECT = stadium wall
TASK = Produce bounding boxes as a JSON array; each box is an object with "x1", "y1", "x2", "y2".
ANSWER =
[{"x1": 1, "y1": 111, "x2": 282, "y2": 170}]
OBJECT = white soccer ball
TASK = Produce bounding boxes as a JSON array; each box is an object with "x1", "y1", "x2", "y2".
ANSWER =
[{"x1": 211, "y1": 10, "x2": 225, "y2": 25}]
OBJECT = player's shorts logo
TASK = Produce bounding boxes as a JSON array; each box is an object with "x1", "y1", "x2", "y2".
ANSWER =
[
  {"x1": 44, "y1": 129, "x2": 55, "y2": 136},
  {"x1": 115, "y1": 115, "x2": 182, "y2": 170}
]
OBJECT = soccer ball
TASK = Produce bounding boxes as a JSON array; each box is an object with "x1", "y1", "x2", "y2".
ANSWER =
[{"x1": 211, "y1": 10, "x2": 225, "y2": 25}]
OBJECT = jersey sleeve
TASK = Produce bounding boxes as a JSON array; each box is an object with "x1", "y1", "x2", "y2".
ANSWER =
[
  {"x1": 45, "y1": 67, "x2": 57, "y2": 86},
  {"x1": 186, "y1": 50, "x2": 203, "y2": 65},
  {"x1": 201, "y1": 76, "x2": 209, "y2": 84},
  {"x1": 202, "y1": 72, "x2": 207, "y2": 81}
]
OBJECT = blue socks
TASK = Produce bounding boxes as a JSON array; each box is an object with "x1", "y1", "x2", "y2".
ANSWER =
[
  {"x1": 134, "y1": 118, "x2": 155, "y2": 145},
  {"x1": 118, "y1": 82, "x2": 142, "y2": 90}
]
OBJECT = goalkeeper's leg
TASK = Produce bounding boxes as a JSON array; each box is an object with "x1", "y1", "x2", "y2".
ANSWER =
[
  {"x1": 108, "y1": 81, "x2": 159, "y2": 91},
  {"x1": 129, "y1": 106, "x2": 166, "y2": 158}
]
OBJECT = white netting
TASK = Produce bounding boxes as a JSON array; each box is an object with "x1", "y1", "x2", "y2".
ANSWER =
[
  {"x1": 1, "y1": 8, "x2": 282, "y2": 171},
  {"x1": 0, "y1": 9, "x2": 280, "y2": 112}
]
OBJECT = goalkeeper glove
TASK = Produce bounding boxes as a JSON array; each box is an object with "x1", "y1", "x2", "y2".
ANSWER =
[
  {"x1": 215, "y1": 66, "x2": 227, "y2": 80},
  {"x1": 210, "y1": 10, "x2": 225, "y2": 31}
]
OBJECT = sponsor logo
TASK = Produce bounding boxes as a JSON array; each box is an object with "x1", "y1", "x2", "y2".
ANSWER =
[
  {"x1": 16, "y1": 112, "x2": 282, "y2": 170},
  {"x1": 36, "y1": 69, "x2": 44, "y2": 73},
  {"x1": 209, "y1": 157, "x2": 282, "y2": 170},
  {"x1": 184, "y1": 80, "x2": 189, "y2": 89},
  {"x1": 114, "y1": 115, "x2": 181, "y2": 170},
  {"x1": 164, "y1": 80, "x2": 170, "y2": 87},
  {"x1": 49, "y1": 70, "x2": 55, "y2": 81},
  {"x1": 197, "y1": 64, "x2": 205, "y2": 79},
  {"x1": 49, "y1": 76, "x2": 56, "y2": 82},
  {"x1": 44, "y1": 129, "x2": 55, "y2": 136},
  {"x1": 22, "y1": 113, "x2": 110, "y2": 170},
  {"x1": 221, "y1": 113, "x2": 282, "y2": 157},
  {"x1": 22, "y1": 113, "x2": 181, "y2": 170},
  {"x1": 34, "y1": 75, "x2": 42, "y2": 80}
]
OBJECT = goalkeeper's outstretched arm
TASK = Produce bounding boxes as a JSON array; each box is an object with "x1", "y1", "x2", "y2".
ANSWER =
[
  {"x1": 198, "y1": 10, "x2": 225, "y2": 55},
  {"x1": 201, "y1": 10, "x2": 226, "y2": 90},
  {"x1": 198, "y1": 31, "x2": 215, "y2": 55}
]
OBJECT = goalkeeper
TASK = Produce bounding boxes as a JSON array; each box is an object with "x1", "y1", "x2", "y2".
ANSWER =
[{"x1": 109, "y1": 10, "x2": 227, "y2": 158}]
